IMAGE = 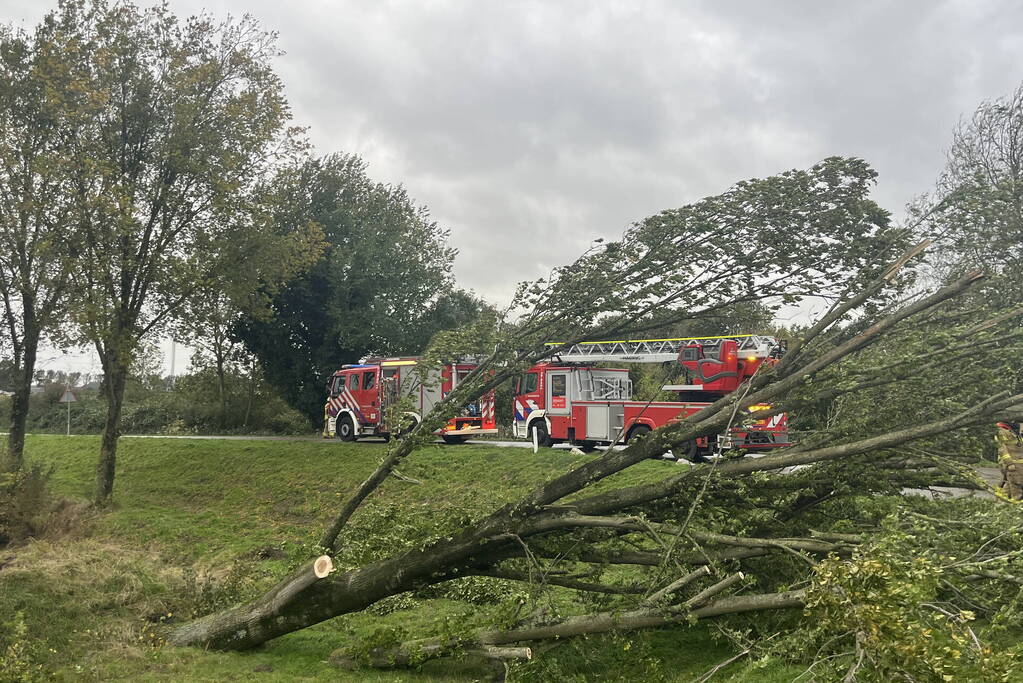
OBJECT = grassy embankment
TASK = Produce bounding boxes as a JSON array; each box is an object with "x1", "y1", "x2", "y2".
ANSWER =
[{"x1": 1, "y1": 435, "x2": 801, "y2": 681}]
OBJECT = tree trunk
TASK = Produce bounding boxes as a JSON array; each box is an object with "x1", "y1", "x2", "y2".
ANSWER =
[
  {"x1": 169, "y1": 517, "x2": 515, "y2": 649},
  {"x1": 5, "y1": 323, "x2": 39, "y2": 472},
  {"x1": 215, "y1": 347, "x2": 227, "y2": 430},
  {"x1": 95, "y1": 356, "x2": 128, "y2": 504},
  {"x1": 242, "y1": 358, "x2": 255, "y2": 428}
]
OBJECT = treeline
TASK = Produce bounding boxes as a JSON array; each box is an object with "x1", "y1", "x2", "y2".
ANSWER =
[{"x1": 0, "y1": 364, "x2": 309, "y2": 436}]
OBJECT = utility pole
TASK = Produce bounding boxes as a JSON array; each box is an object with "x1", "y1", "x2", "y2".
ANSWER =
[
  {"x1": 169, "y1": 338, "x2": 176, "y2": 388},
  {"x1": 59, "y1": 385, "x2": 77, "y2": 436}
]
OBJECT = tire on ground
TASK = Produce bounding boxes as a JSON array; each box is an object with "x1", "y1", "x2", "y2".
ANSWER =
[
  {"x1": 529, "y1": 420, "x2": 554, "y2": 448},
  {"x1": 627, "y1": 424, "x2": 666, "y2": 459},
  {"x1": 336, "y1": 414, "x2": 357, "y2": 442},
  {"x1": 396, "y1": 415, "x2": 420, "y2": 440}
]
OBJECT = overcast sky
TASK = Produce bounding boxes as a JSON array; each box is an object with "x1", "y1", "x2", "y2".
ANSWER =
[{"x1": 4, "y1": 0, "x2": 1023, "y2": 371}]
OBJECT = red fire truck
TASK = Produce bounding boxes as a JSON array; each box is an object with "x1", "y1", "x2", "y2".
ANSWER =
[
  {"x1": 512, "y1": 335, "x2": 789, "y2": 459},
  {"x1": 325, "y1": 357, "x2": 498, "y2": 444}
]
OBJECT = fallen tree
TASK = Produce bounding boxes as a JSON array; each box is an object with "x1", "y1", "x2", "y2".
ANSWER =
[{"x1": 166, "y1": 159, "x2": 1023, "y2": 678}]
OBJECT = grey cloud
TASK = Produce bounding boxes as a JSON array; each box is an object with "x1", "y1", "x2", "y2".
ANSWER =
[{"x1": 3, "y1": 0, "x2": 1023, "y2": 306}]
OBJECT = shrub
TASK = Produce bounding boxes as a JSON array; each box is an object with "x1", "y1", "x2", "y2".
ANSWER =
[
  {"x1": 0, "y1": 611, "x2": 46, "y2": 682},
  {"x1": 0, "y1": 462, "x2": 53, "y2": 548}
]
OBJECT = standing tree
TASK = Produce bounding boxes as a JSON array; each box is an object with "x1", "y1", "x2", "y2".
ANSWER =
[
  {"x1": 904, "y1": 83, "x2": 1023, "y2": 447},
  {"x1": 175, "y1": 294, "x2": 244, "y2": 429},
  {"x1": 174, "y1": 176, "x2": 330, "y2": 430},
  {"x1": 235, "y1": 153, "x2": 468, "y2": 423},
  {"x1": 923, "y1": 82, "x2": 1023, "y2": 309},
  {"x1": 35, "y1": 0, "x2": 321, "y2": 502},
  {"x1": 0, "y1": 11, "x2": 85, "y2": 469}
]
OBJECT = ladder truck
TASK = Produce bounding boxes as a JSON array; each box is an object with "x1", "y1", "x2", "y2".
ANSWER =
[
  {"x1": 511, "y1": 335, "x2": 789, "y2": 459},
  {"x1": 325, "y1": 357, "x2": 498, "y2": 444}
]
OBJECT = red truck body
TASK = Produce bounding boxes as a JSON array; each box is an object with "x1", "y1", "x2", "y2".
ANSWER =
[
  {"x1": 513, "y1": 336, "x2": 790, "y2": 457},
  {"x1": 325, "y1": 357, "x2": 497, "y2": 443}
]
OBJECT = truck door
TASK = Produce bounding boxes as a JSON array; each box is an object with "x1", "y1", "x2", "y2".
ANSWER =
[
  {"x1": 327, "y1": 375, "x2": 343, "y2": 399},
  {"x1": 514, "y1": 370, "x2": 541, "y2": 422},
  {"x1": 345, "y1": 373, "x2": 366, "y2": 423},
  {"x1": 546, "y1": 371, "x2": 569, "y2": 416},
  {"x1": 357, "y1": 368, "x2": 380, "y2": 422}
]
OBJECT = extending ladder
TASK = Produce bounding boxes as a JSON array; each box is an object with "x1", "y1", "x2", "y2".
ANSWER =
[{"x1": 545, "y1": 335, "x2": 781, "y2": 363}]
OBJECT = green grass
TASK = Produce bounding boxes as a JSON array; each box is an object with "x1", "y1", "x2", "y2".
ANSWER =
[{"x1": 1, "y1": 435, "x2": 801, "y2": 681}]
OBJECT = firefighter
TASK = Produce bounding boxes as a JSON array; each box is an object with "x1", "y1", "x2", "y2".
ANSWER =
[{"x1": 997, "y1": 421, "x2": 1023, "y2": 501}]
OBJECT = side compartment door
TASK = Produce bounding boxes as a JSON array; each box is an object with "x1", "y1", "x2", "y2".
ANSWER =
[
  {"x1": 546, "y1": 371, "x2": 569, "y2": 416},
  {"x1": 379, "y1": 367, "x2": 401, "y2": 431},
  {"x1": 419, "y1": 366, "x2": 444, "y2": 414}
]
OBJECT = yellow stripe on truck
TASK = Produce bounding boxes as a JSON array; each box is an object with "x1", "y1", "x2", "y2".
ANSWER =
[{"x1": 543, "y1": 334, "x2": 756, "y2": 346}]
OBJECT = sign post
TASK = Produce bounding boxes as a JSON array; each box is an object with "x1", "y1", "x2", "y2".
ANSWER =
[{"x1": 58, "y1": 387, "x2": 77, "y2": 436}]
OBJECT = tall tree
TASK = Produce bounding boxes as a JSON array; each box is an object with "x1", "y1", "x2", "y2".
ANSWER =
[
  {"x1": 923, "y1": 82, "x2": 1023, "y2": 308},
  {"x1": 910, "y1": 82, "x2": 1023, "y2": 408},
  {"x1": 176, "y1": 294, "x2": 242, "y2": 429},
  {"x1": 0, "y1": 11, "x2": 85, "y2": 469},
  {"x1": 35, "y1": 0, "x2": 320, "y2": 502},
  {"x1": 174, "y1": 177, "x2": 329, "y2": 430},
  {"x1": 236, "y1": 153, "x2": 460, "y2": 423}
]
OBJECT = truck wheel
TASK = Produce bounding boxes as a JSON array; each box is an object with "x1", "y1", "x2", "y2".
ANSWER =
[
  {"x1": 396, "y1": 416, "x2": 419, "y2": 440},
  {"x1": 336, "y1": 415, "x2": 357, "y2": 442},
  {"x1": 628, "y1": 425, "x2": 667, "y2": 459},
  {"x1": 529, "y1": 421, "x2": 553, "y2": 450},
  {"x1": 679, "y1": 439, "x2": 700, "y2": 462},
  {"x1": 442, "y1": 435, "x2": 468, "y2": 445},
  {"x1": 626, "y1": 424, "x2": 652, "y2": 443}
]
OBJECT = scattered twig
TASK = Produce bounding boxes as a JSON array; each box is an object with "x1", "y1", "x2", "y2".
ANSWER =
[
  {"x1": 390, "y1": 469, "x2": 423, "y2": 485},
  {"x1": 841, "y1": 632, "x2": 866, "y2": 683},
  {"x1": 691, "y1": 647, "x2": 752, "y2": 683}
]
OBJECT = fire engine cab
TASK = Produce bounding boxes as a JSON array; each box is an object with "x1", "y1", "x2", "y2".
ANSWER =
[
  {"x1": 325, "y1": 357, "x2": 497, "y2": 444},
  {"x1": 512, "y1": 335, "x2": 789, "y2": 459}
]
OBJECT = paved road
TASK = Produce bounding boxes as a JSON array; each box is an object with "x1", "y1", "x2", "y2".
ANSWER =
[
  {"x1": 5, "y1": 431, "x2": 538, "y2": 447},
  {"x1": 119, "y1": 433, "x2": 539, "y2": 448}
]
